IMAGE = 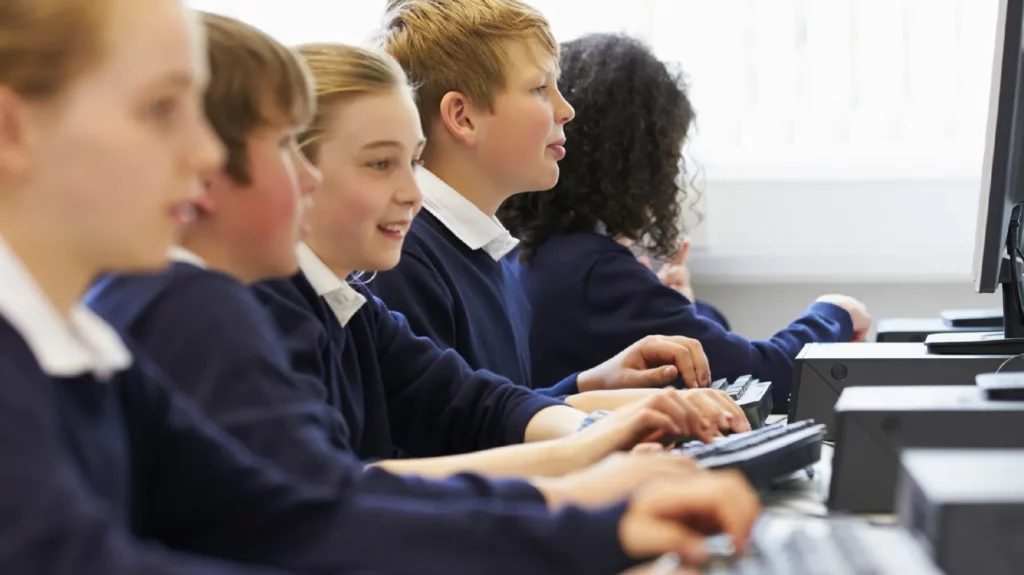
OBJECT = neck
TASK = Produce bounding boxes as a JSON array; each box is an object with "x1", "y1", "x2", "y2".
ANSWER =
[
  {"x1": 0, "y1": 217, "x2": 92, "y2": 318},
  {"x1": 179, "y1": 232, "x2": 261, "y2": 285},
  {"x1": 303, "y1": 237, "x2": 352, "y2": 281},
  {"x1": 424, "y1": 153, "x2": 508, "y2": 217}
]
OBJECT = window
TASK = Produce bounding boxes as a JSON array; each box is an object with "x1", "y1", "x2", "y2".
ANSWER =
[{"x1": 188, "y1": 0, "x2": 1001, "y2": 281}]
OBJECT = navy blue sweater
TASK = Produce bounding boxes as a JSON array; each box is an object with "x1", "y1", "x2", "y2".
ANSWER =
[
  {"x1": 252, "y1": 270, "x2": 564, "y2": 462},
  {"x1": 0, "y1": 315, "x2": 635, "y2": 574},
  {"x1": 519, "y1": 233, "x2": 854, "y2": 411},
  {"x1": 371, "y1": 211, "x2": 579, "y2": 396},
  {"x1": 87, "y1": 262, "x2": 546, "y2": 503}
]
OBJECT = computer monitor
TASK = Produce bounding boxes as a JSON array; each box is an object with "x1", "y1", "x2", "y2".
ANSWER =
[
  {"x1": 974, "y1": 0, "x2": 1024, "y2": 294},
  {"x1": 927, "y1": 0, "x2": 1024, "y2": 354}
]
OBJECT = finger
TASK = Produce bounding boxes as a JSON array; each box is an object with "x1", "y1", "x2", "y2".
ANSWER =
[
  {"x1": 632, "y1": 442, "x2": 667, "y2": 455},
  {"x1": 649, "y1": 389, "x2": 708, "y2": 441},
  {"x1": 636, "y1": 338, "x2": 700, "y2": 388},
  {"x1": 626, "y1": 408, "x2": 684, "y2": 443},
  {"x1": 709, "y1": 391, "x2": 751, "y2": 432},
  {"x1": 647, "y1": 473, "x2": 761, "y2": 553},
  {"x1": 660, "y1": 337, "x2": 709, "y2": 387},
  {"x1": 683, "y1": 391, "x2": 730, "y2": 435},
  {"x1": 623, "y1": 365, "x2": 680, "y2": 389},
  {"x1": 670, "y1": 239, "x2": 691, "y2": 267}
]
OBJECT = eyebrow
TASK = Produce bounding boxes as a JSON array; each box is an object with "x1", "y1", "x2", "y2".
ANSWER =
[
  {"x1": 153, "y1": 70, "x2": 196, "y2": 90},
  {"x1": 361, "y1": 139, "x2": 427, "y2": 151}
]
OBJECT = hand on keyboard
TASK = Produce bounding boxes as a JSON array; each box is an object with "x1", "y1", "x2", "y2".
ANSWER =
[
  {"x1": 572, "y1": 388, "x2": 722, "y2": 456},
  {"x1": 618, "y1": 470, "x2": 761, "y2": 566},
  {"x1": 679, "y1": 388, "x2": 751, "y2": 435},
  {"x1": 533, "y1": 452, "x2": 699, "y2": 511}
]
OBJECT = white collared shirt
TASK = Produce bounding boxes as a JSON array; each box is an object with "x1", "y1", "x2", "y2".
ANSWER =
[
  {"x1": 167, "y1": 245, "x2": 208, "y2": 268},
  {"x1": 416, "y1": 168, "x2": 520, "y2": 261},
  {"x1": 0, "y1": 234, "x2": 132, "y2": 380},
  {"x1": 296, "y1": 243, "x2": 367, "y2": 327}
]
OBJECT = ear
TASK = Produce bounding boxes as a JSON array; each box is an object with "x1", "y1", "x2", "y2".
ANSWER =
[
  {"x1": 0, "y1": 87, "x2": 33, "y2": 182},
  {"x1": 437, "y1": 91, "x2": 479, "y2": 147}
]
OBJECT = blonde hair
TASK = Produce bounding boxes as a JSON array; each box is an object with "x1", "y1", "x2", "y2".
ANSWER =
[
  {"x1": 201, "y1": 12, "x2": 315, "y2": 184},
  {"x1": 0, "y1": 0, "x2": 109, "y2": 100},
  {"x1": 378, "y1": 0, "x2": 558, "y2": 133},
  {"x1": 296, "y1": 43, "x2": 409, "y2": 163}
]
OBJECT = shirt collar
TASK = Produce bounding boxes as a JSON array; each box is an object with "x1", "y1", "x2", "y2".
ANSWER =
[
  {"x1": 296, "y1": 243, "x2": 367, "y2": 326},
  {"x1": 0, "y1": 234, "x2": 132, "y2": 380},
  {"x1": 416, "y1": 168, "x2": 519, "y2": 261},
  {"x1": 167, "y1": 245, "x2": 208, "y2": 268}
]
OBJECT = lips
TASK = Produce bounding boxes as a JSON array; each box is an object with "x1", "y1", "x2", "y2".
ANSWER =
[
  {"x1": 378, "y1": 221, "x2": 410, "y2": 239},
  {"x1": 547, "y1": 138, "x2": 567, "y2": 160}
]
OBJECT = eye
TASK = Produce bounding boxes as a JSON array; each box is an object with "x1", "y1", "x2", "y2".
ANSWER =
[
  {"x1": 411, "y1": 158, "x2": 425, "y2": 169},
  {"x1": 532, "y1": 85, "x2": 549, "y2": 94},
  {"x1": 368, "y1": 159, "x2": 391, "y2": 171},
  {"x1": 146, "y1": 97, "x2": 179, "y2": 124},
  {"x1": 278, "y1": 135, "x2": 295, "y2": 149}
]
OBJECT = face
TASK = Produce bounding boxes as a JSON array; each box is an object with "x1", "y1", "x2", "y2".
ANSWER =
[
  {"x1": 471, "y1": 39, "x2": 575, "y2": 195},
  {"x1": 202, "y1": 118, "x2": 320, "y2": 282},
  {"x1": 1, "y1": 0, "x2": 224, "y2": 274},
  {"x1": 306, "y1": 87, "x2": 424, "y2": 274}
]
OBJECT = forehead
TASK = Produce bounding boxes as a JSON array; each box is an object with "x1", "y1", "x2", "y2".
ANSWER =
[
  {"x1": 94, "y1": 0, "x2": 202, "y2": 87},
  {"x1": 327, "y1": 89, "x2": 422, "y2": 147},
  {"x1": 501, "y1": 39, "x2": 559, "y2": 81}
]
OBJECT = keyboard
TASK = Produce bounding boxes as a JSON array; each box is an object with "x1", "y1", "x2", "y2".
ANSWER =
[
  {"x1": 671, "y1": 420, "x2": 826, "y2": 489},
  {"x1": 705, "y1": 516, "x2": 944, "y2": 575},
  {"x1": 711, "y1": 375, "x2": 773, "y2": 429}
]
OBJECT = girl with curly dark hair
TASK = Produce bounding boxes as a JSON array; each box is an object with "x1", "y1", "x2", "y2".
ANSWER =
[{"x1": 498, "y1": 33, "x2": 871, "y2": 412}]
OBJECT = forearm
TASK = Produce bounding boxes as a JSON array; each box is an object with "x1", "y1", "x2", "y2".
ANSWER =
[
  {"x1": 523, "y1": 404, "x2": 587, "y2": 443},
  {"x1": 370, "y1": 439, "x2": 587, "y2": 479},
  {"x1": 564, "y1": 390, "x2": 659, "y2": 413}
]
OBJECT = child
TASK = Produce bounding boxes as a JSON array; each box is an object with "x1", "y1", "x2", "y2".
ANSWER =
[
  {"x1": 497, "y1": 34, "x2": 873, "y2": 412},
  {"x1": 0, "y1": 2, "x2": 759, "y2": 572},
  {"x1": 250, "y1": 40, "x2": 733, "y2": 484},
  {"x1": 87, "y1": 13, "x2": 698, "y2": 497},
  {"x1": 366, "y1": 0, "x2": 747, "y2": 425}
]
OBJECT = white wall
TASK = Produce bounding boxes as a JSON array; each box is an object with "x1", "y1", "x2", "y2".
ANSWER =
[{"x1": 692, "y1": 280, "x2": 1000, "y2": 341}]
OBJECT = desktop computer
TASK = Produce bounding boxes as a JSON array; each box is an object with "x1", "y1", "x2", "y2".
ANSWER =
[
  {"x1": 788, "y1": 343, "x2": 1008, "y2": 439},
  {"x1": 827, "y1": 385, "x2": 1024, "y2": 514},
  {"x1": 897, "y1": 449, "x2": 1024, "y2": 575}
]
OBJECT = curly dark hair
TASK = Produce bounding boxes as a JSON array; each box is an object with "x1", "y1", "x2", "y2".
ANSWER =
[{"x1": 498, "y1": 33, "x2": 696, "y2": 262}]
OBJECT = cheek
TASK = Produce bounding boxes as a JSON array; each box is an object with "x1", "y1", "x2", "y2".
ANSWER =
[{"x1": 321, "y1": 174, "x2": 388, "y2": 242}]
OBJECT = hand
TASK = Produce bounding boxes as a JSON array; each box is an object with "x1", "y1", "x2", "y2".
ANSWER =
[
  {"x1": 571, "y1": 388, "x2": 718, "y2": 458},
  {"x1": 677, "y1": 388, "x2": 752, "y2": 436},
  {"x1": 815, "y1": 294, "x2": 872, "y2": 342},
  {"x1": 618, "y1": 471, "x2": 761, "y2": 565},
  {"x1": 535, "y1": 452, "x2": 700, "y2": 510},
  {"x1": 578, "y1": 335, "x2": 711, "y2": 392},
  {"x1": 640, "y1": 239, "x2": 695, "y2": 302},
  {"x1": 566, "y1": 388, "x2": 751, "y2": 438}
]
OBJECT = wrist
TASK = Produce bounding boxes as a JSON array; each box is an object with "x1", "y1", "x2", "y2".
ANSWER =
[
  {"x1": 531, "y1": 477, "x2": 570, "y2": 510},
  {"x1": 576, "y1": 368, "x2": 601, "y2": 392}
]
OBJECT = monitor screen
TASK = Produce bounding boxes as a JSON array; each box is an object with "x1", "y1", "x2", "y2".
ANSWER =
[{"x1": 974, "y1": 0, "x2": 1024, "y2": 293}]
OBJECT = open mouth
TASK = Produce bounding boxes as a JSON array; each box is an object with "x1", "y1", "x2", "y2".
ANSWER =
[{"x1": 378, "y1": 222, "x2": 409, "y2": 239}]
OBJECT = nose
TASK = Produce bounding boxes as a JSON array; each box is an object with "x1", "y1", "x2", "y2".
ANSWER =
[
  {"x1": 295, "y1": 148, "x2": 322, "y2": 198},
  {"x1": 395, "y1": 165, "x2": 423, "y2": 213},
  {"x1": 187, "y1": 105, "x2": 226, "y2": 175},
  {"x1": 555, "y1": 88, "x2": 575, "y2": 125}
]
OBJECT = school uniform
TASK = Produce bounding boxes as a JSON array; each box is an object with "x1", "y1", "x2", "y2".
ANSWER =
[
  {"x1": 370, "y1": 168, "x2": 579, "y2": 396},
  {"x1": 251, "y1": 242, "x2": 566, "y2": 462},
  {"x1": 519, "y1": 232, "x2": 855, "y2": 412},
  {"x1": 0, "y1": 235, "x2": 637, "y2": 574},
  {"x1": 87, "y1": 247, "x2": 545, "y2": 503}
]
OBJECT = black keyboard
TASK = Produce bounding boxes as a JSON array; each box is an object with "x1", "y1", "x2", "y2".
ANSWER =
[
  {"x1": 711, "y1": 375, "x2": 773, "y2": 429},
  {"x1": 705, "y1": 516, "x2": 944, "y2": 574},
  {"x1": 671, "y1": 420, "x2": 826, "y2": 489}
]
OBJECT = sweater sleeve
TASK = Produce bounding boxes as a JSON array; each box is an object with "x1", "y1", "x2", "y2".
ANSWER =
[
  {"x1": 586, "y1": 251, "x2": 853, "y2": 410},
  {"x1": 124, "y1": 362, "x2": 638, "y2": 575},
  {"x1": 139, "y1": 273, "x2": 543, "y2": 505},
  {"x1": 370, "y1": 297, "x2": 565, "y2": 456}
]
